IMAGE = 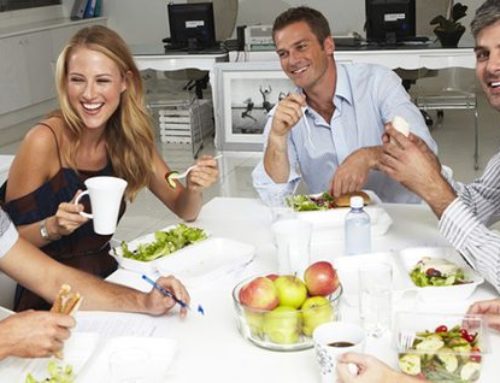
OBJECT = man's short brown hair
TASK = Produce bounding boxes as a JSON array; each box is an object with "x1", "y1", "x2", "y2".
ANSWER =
[{"x1": 273, "y1": 6, "x2": 331, "y2": 45}]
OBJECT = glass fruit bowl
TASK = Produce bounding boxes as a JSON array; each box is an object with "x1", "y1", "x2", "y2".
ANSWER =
[{"x1": 232, "y1": 276, "x2": 343, "y2": 351}]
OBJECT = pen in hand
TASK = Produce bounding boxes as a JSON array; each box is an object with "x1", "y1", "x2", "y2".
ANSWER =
[{"x1": 141, "y1": 274, "x2": 205, "y2": 315}]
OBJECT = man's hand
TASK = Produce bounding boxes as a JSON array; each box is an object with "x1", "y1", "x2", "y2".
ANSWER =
[
  {"x1": 143, "y1": 275, "x2": 191, "y2": 318},
  {"x1": 0, "y1": 310, "x2": 75, "y2": 359},
  {"x1": 186, "y1": 155, "x2": 220, "y2": 192},
  {"x1": 380, "y1": 126, "x2": 456, "y2": 217},
  {"x1": 337, "y1": 353, "x2": 421, "y2": 383},
  {"x1": 269, "y1": 93, "x2": 306, "y2": 138},
  {"x1": 467, "y1": 298, "x2": 500, "y2": 332},
  {"x1": 264, "y1": 93, "x2": 306, "y2": 183},
  {"x1": 330, "y1": 147, "x2": 380, "y2": 197}
]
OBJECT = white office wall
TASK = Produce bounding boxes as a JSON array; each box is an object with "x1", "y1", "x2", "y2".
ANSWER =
[{"x1": 97, "y1": 0, "x2": 482, "y2": 46}]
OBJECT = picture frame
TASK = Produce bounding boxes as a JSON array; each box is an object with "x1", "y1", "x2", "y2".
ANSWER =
[{"x1": 214, "y1": 61, "x2": 296, "y2": 151}]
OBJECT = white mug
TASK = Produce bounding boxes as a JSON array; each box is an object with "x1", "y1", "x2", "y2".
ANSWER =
[
  {"x1": 313, "y1": 322, "x2": 365, "y2": 383},
  {"x1": 74, "y1": 176, "x2": 127, "y2": 235}
]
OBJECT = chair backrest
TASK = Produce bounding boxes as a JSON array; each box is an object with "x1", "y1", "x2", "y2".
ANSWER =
[{"x1": 416, "y1": 0, "x2": 450, "y2": 37}]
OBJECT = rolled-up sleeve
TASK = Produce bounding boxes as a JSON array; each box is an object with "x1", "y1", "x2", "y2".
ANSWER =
[
  {"x1": 252, "y1": 112, "x2": 302, "y2": 204},
  {"x1": 0, "y1": 208, "x2": 18, "y2": 258}
]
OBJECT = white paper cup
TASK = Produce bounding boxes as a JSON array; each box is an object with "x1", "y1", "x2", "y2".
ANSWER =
[
  {"x1": 75, "y1": 176, "x2": 127, "y2": 235},
  {"x1": 271, "y1": 219, "x2": 312, "y2": 276},
  {"x1": 313, "y1": 322, "x2": 365, "y2": 383}
]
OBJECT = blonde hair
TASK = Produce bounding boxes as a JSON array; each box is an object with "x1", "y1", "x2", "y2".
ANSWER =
[{"x1": 54, "y1": 25, "x2": 154, "y2": 201}]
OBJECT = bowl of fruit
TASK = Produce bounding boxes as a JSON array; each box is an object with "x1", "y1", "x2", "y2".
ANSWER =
[
  {"x1": 395, "y1": 312, "x2": 488, "y2": 382},
  {"x1": 232, "y1": 261, "x2": 342, "y2": 351}
]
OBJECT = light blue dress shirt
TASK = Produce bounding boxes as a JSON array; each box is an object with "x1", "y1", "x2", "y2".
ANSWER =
[{"x1": 252, "y1": 63, "x2": 437, "y2": 204}]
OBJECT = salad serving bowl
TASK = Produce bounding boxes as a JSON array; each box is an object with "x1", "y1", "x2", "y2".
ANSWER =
[{"x1": 398, "y1": 247, "x2": 484, "y2": 302}]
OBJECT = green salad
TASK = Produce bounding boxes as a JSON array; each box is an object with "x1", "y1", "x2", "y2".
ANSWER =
[
  {"x1": 120, "y1": 224, "x2": 207, "y2": 262},
  {"x1": 25, "y1": 361, "x2": 74, "y2": 383},
  {"x1": 399, "y1": 325, "x2": 481, "y2": 382},
  {"x1": 410, "y1": 257, "x2": 469, "y2": 287},
  {"x1": 286, "y1": 192, "x2": 335, "y2": 212}
]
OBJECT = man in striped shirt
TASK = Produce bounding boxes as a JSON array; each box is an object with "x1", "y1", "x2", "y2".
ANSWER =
[{"x1": 380, "y1": 0, "x2": 500, "y2": 294}]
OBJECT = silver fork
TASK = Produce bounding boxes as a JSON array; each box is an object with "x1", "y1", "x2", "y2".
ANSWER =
[
  {"x1": 398, "y1": 331, "x2": 416, "y2": 351},
  {"x1": 169, "y1": 154, "x2": 223, "y2": 181}
]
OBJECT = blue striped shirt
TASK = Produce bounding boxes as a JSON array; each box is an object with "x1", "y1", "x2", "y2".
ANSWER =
[{"x1": 440, "y1": 151, "x2": 500, "y2": 292}]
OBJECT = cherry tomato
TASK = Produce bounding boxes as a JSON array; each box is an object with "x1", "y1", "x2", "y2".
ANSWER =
[
  {"x1": 470, "y1": 346, "x2": 482, "y2": 362},
  {"x1": 461, "y1": 329, "x2": 475, "y2": 343},
  {"x1": 435, "y1": 325, "x2": 448, "y2": 333}
]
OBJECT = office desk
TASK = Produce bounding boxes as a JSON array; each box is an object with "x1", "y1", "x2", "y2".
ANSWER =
[
  {"x1": 131, "y1": 45, "x2": 229, "y2": 114},
  {"x1": 229, "y1": 45, "x2": 476, "y2": 70},
  {"x1": 78, "y1": 197, "x2": 499, "y2": 383},
  {"x1": 132, "y1": 44, "x2": 229, "y2": 72}
]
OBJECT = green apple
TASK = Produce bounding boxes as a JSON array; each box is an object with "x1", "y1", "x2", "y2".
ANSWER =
[
  {"x1": 243, "y1": 308, "x2": 265, "y2": 339},
  {"x1": 273, "y1": 276, "x2": 308, "y2": 309},
  {"x1": 301, "y1": 295, "x2": 334, "y2": 336},
  {"x1": 264, "y1": 306, "x2": 301, "y2": 344}
]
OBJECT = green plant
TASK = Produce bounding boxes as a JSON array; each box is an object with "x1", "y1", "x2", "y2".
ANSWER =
[{"x1": 430, "y1": 2, "x2": 468, "y2": 33}]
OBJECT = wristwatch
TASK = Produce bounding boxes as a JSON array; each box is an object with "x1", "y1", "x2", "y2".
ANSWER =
[{"x1": 39, "y1": 219, "x2": 50, "y2": 240}]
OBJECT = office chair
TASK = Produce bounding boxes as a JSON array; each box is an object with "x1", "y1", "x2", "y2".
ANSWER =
[{"x1": 414, "y1": 64, "x2": 479, "y2": 170}]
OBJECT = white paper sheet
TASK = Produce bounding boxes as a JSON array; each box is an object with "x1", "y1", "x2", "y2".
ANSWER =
[{"x1": 74, "y1": 311, "x2": 158, "y2": 338}]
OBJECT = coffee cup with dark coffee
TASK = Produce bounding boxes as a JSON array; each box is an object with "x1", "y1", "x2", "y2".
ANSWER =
[{"x1": 312, "y1": 322, "x2": 365, "y2": 383}]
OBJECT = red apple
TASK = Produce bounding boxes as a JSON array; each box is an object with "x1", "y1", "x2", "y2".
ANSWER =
[
  {"x1": 239, "y1": 277, "x2": 279, "y2": 310},
  {"x1": 266, "y1": 273, "x2": 279, "y2": 281},
  {"x1": 304, "y1": 261, "x2": 340, "y2": 296}
]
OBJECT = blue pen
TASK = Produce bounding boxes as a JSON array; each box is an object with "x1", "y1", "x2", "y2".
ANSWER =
[{"x1": 142, "y1": 274, "x2": 205, "y2": 315}]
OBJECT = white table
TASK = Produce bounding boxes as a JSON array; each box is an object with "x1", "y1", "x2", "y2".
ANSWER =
[
  {"x1": 229, "y1": 46, "x2": 476, "y2": 70},
  {"x1": 87, "y1": 197, "x2": 499, "y2": 383}
]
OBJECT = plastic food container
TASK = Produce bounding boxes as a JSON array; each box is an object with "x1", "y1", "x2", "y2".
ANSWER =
[{"x1": 394, "y1": 312, "x2": 488, "y2": 382}]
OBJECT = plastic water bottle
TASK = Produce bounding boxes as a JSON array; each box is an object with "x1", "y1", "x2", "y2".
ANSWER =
[{"x1": 344, "y1": 196, "x2": 371, "y2": 255}]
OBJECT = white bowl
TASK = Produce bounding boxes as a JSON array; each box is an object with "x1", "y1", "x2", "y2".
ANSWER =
[{"x1": 398, "y1": 247, "x2": 484, "y2": 302}]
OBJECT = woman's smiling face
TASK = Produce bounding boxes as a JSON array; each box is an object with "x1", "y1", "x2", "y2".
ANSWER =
[{"x1": 66, "y1": 47, "x2": 127, "y2": 131}]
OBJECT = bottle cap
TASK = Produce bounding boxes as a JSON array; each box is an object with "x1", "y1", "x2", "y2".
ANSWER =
[{"x1": 350, "y1": 196, "x2": 364, "y2": 208}]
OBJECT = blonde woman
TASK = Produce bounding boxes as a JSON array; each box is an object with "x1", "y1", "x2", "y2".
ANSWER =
[{"x1": 1, "y1": 26, "x2": 218, "y2": 311}]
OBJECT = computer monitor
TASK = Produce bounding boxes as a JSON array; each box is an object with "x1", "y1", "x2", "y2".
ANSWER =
[
  {"x1": 167, "y1": 2, "x2": 217, "y2": 50},
  {"x1": 365, "y1": 0, "x2": 416, "y2": 44}
]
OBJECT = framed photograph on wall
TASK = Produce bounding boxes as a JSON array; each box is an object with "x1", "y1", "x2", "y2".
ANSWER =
[{"x1": 214, "y1": 62, "x2": 296, "y2": 151}]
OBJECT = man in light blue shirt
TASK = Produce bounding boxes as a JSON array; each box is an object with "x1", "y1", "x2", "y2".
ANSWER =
[{"x1": 252, "y1": 6, "x2": 437, "y2": 204}]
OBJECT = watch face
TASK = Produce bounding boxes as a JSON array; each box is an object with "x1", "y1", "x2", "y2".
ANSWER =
[{"x1": 40, "y1": 220, "x2": 49, "y2": 239}]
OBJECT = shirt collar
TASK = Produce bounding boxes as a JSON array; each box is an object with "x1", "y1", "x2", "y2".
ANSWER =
[
  {"x1": 334, "y1": 63, "x2": 353, "y2": 106},
  {"x1": 297, "y1": 62, "x2": 353, "y2": 113}
]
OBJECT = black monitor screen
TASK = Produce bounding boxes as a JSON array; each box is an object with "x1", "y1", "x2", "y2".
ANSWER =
[
  {"x1": 365, "y1": 0, "x2": 416, "y2": 43},
  {"x1": 168, "y1": 3, "x2": 216, "y2": 50}
]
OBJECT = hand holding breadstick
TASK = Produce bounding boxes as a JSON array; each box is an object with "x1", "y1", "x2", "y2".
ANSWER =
[{"x1": 50, "y1": 284, "x2": 83, "y2": 358}]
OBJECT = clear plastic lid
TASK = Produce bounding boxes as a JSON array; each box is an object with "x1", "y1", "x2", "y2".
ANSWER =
[{"x1": 350, "y1": 196, "x2": 364, "y2": 208}]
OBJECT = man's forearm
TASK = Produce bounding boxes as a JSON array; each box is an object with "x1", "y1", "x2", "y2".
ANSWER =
[
  {"x1": 0, "y1": 239, "x2": 149, "y2": 314},
  {"x1": 263, "y1": 133, "x2": 290, "y2": 183},
  {"x1": 363, "y1": 146, "x2": 384, "y2": 169},
  {"x1": 421, "y1": 180, "x2": 457, "y2": 219}
]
